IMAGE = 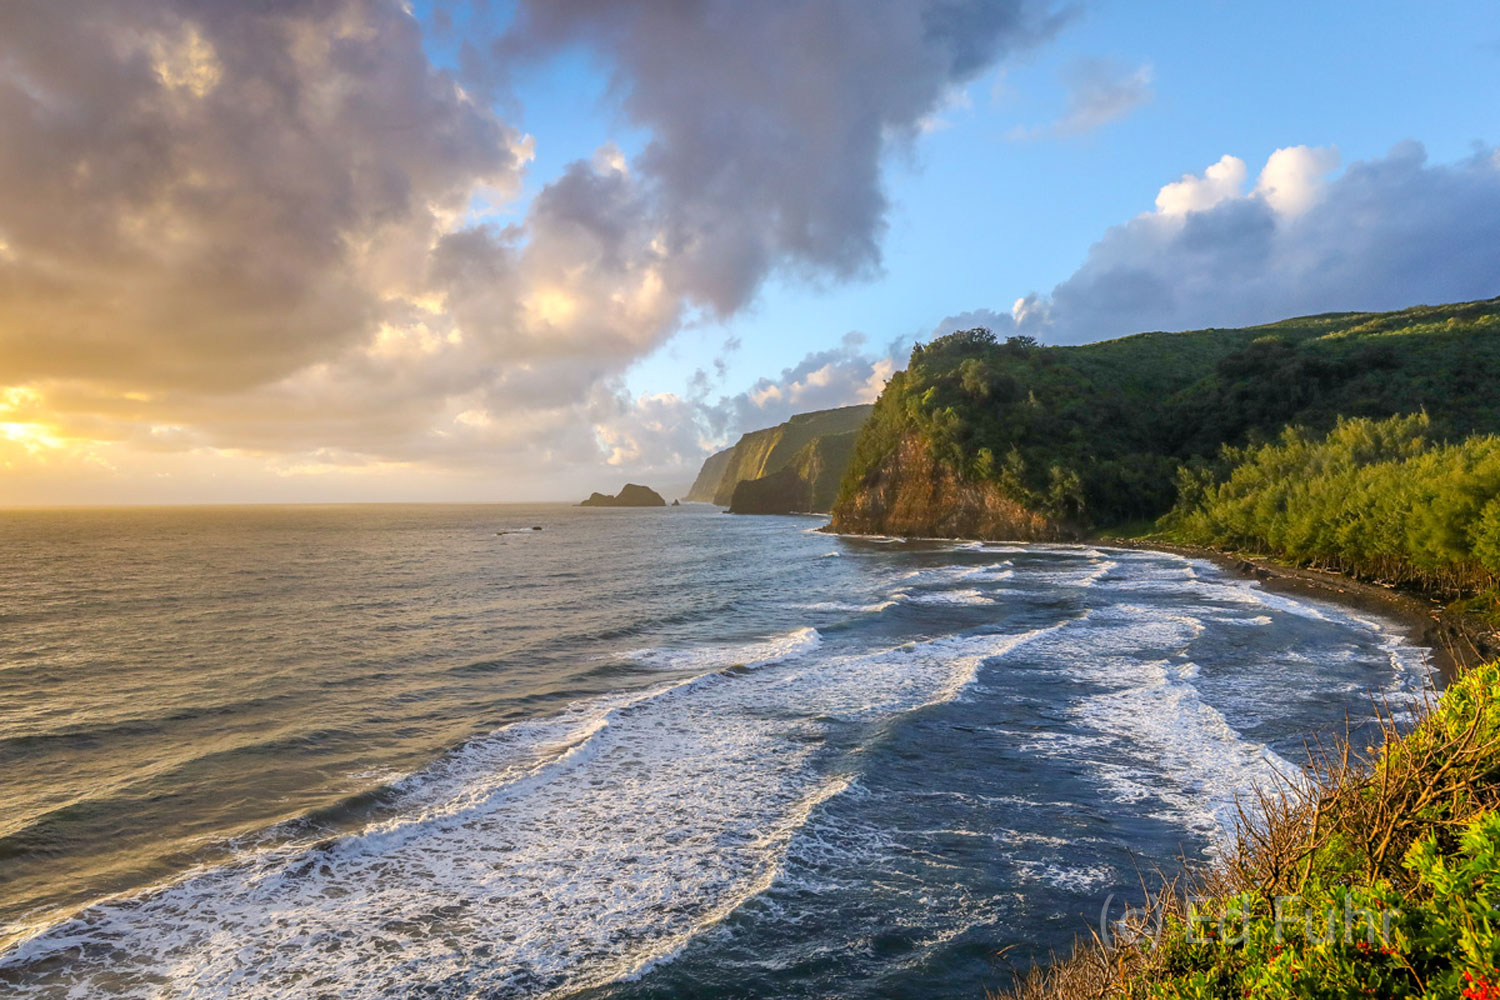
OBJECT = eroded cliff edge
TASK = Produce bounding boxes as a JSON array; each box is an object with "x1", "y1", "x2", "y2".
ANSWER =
[{"x1": 828, "y1": 433, "x2": 1074, "y2": 540}]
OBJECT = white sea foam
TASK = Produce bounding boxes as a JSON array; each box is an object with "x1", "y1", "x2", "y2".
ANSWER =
[
  {"x1": 1339, "y1": 611, "x2": 1434, "y2": 709},
  {"x1": 624, "y1": 626, "x2": 822, "y2": 672},
  {"x1": 898, "y1": 561, "x2": 1012, "y2": 589},
  {"x1": 1014, "y1": 860, "x2": 1117, "y2": 893},
  {"x1": 983, "y1": 582, "x2": 1305, "y2": 846},
  {"x1": 803, "y1": 596, "x2": 904, "y2": 614},
  {"x1": 0, "y1": 620, "x2": 1039, "y2": 999},
  {"x1": 909, "y1": 588, "x2": 993, "y2": 606},
  {"x1": 954, "y1": 562, "x2": 1014, "y2": 582}
]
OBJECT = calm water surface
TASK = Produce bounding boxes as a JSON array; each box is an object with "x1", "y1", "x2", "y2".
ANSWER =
[{"x1": 0, "y1": 504, "x2": 1430, "y2": 998}]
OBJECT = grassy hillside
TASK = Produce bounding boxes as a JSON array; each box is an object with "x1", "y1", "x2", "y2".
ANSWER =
[
  {"x1": 832, "y1": 297, "x2": 1500, "y2": 533},
  {"x1": 695, "y1": 404, "x2": 873, "y2": 506}
]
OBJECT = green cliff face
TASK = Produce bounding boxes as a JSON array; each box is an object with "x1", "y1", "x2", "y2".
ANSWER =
[
  {"x1": 831, "y1": 297, "x2": 1500, "y2": 540},
  {"x1": 710, "y1": 404, "x2": 873, "y2": 506},
  {"x1": 830, "y1": 432, "x2": 1075, "y2": 539},
  {"x1": 687, "y1": 404, "x2": 874, "y2": 509},
  {"x1": 727, "y1": 430, "x2": 860, "y2": 515},
  {"x1": 684, "y1": 447, "x2": 735, "y2": 502}
]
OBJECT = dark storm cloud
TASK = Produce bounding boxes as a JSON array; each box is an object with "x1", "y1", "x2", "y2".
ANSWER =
[
  {"x1": 497, "y1": 0, "x2": 1067, "y2": 314},
  {"x1": 0, "y1": 0, "x2": 524, "y2": 392}
]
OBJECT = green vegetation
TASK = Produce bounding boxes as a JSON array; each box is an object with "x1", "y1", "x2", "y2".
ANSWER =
[
  {"x1": 1003, "y1": 662, "x2": 1500, "y2": 1000},
  {"x1": 689, "y1": 403, "x2": 873, "y2": 509},
  {"x1": 1161, "y1": 413, "x2": 1500, "y2": 616},
  {"x1": 728, "y1": 429, "x2": 859, "y2": 514},
  {"x1": 833, "y1": 297, "x2": 1500, "y2": 531},
  {"x1": 685, "y1": 446, "x2": 736, "y2": 502}
]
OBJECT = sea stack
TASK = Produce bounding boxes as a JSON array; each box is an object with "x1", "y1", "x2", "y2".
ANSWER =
[{"x1": 577, "y1": 484, "x2": 668, "y2": 507}]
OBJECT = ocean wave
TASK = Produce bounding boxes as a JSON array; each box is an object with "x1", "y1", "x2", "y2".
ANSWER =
[
  {"x1": 908, "y1": 588, "x2": 993, "y2": 606},
  {"x1": 0, "y1": 622, "x2": 1038, "y2": 999},
  {"x1": 803, "y1": 596, "x2": 905, "y2": 615},
  {"x1": 997, "y1": 603, "x2": 1304, "y2": 845},
  {"x1": 0, "y1": 539, "x2": 1439, "y2": 999},
  {"x1": 623, "y1": 626, "x2": 822, "y2": 672}
]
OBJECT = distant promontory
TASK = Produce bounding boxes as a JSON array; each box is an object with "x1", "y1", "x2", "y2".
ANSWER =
[
  {"x1": 578, "y1": 483, "x2": 667, "y2": 507},
  {"x1": 685, "y1": 404, "x2": 873, "y2": 515}
]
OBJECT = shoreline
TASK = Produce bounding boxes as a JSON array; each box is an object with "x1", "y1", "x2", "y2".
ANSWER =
[
  {"x1": 1100, "y1": 537, "x2": 1499, "y2": 685},
  {"x1": 819, "y1": 519, "x2": 1495, "y2": 684}
]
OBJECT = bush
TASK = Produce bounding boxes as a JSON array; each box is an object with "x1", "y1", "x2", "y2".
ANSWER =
[{"x1": 1161, "y1": 414, "x2": 1500, "y2": 597}]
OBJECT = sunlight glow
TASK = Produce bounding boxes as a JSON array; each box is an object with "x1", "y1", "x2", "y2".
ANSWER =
[
  {"x1": 526, "y1": 289, "x2": 578, "y2": 328},
  {"x1": 151, "y1": 23, "x2": 222, "y2": 98},
  {"x1": 0, "y1": 422, "x2": 67, "y2": 454}
]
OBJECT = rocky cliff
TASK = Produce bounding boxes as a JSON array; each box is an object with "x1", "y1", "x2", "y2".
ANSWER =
[
  {"x1": 728, "y1": 429, "x2": 860, "y2": 515},
  {"x1": 684, "y1": 447, "x2": 735, "y2": 502},
  {"x1": 578, "y1": 483, "x2": 667, "y2": 507},
  {"x1": 689, "y1": 404, "x2": 873, "y2": 507},
  {"x1": 829, "y1": 434, "x2": 1076, "y2": 540}
]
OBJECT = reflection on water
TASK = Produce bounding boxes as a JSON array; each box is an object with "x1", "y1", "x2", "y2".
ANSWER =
[{"x1": 0, "y1": 505, "x2": 1429, "y2": 998}]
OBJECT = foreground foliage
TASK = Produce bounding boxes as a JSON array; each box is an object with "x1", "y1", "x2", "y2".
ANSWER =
[{"x1": 1001, "y1": 664, "x2": 1500, "y2": 999}]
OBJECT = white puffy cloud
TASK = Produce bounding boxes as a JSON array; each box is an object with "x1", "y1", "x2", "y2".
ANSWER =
[
  {"x1": 583, "y1": 332, "x2": 905, "y2": 496},
  {"x1": 1154, "y1": 155, "x2": 1249, "y2": 216},
  {"x1": 950, "y1": 142, "x2": 1500, "y2": 345},
  {"x1": 1252, "y1": 144, "x2": 1341, "y2": 217}
]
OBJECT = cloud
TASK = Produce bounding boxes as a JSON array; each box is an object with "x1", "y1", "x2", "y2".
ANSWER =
[
  {"x1": 1055, "y1": 57, "x2": 1153, "y2": 134},
  {"x1": 950, "y1": 142, "x2": 1500, "y2": 345},
  {"x1": 0, "y1": 0, "x2": 526, "y2": 393},
  {"x1": 496, "y1": 0, "x2": 1067, "y2": 314},
  {"x1": 1250, "y1": 144, "x2": 1341, "y2": 217},
  {"x1": 0, "y1": 0, "x2": 1063, "y2": 500},
  {"x1": 726, "y1": 332, "x2": 903, "y2": 427},
  {"x1": 1008, "y1": 56, "x2": 1153, "y2": 139},
  {"x1": 585, "y1": 332, "x2": 905, "y2": 495},
  {"x1": 919, "y1": 86, "x2": 976, "y2": 133},
  {"x1": 1154, "y1": 154, "x2": 1249, "y2": 215}
]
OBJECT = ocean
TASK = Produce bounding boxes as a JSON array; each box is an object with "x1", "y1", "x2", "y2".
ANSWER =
[{"x1": 0, "y1": 503, "x2": 1430, "y2": 998}]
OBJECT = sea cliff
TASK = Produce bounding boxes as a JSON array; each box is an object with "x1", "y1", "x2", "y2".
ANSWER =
[
  {"x1": 829, "y1": 297, "x2": 1500, "y2": 541},
  {"x1": 827, "y1": 433, "x2": 1072, "y2": 539},
  {"x1": 728, "y1": 429, "x2": 860, "y2": 515},
  {"x1": 687, "y1": 404, "x2": 872, "y2": 512},
  {"x1": 684, "y1": 447, "x2": 735, "y2": 502}
]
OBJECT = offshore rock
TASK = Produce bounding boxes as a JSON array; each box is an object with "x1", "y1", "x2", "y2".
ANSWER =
[{"x1": 578, "y1": 484, "x2": 667, "y2": 507}]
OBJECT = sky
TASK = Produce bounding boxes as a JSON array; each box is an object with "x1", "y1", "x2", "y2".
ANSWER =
[{"x1": 0, "y1": 0, "x2": 1497, "y2": 505}]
